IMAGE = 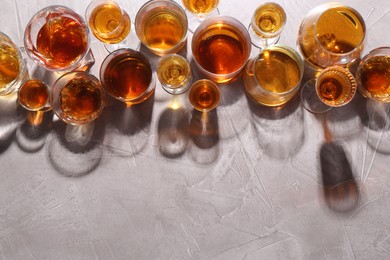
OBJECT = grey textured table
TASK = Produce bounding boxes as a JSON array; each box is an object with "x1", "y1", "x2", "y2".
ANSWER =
[{"x1": 1, "y1": 0, "x2": 390, "y2": 259}]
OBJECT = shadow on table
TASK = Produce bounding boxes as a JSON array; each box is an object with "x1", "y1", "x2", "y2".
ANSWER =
[{"x1": 320, "y1": 141, "x2": 359, "y2": 213}]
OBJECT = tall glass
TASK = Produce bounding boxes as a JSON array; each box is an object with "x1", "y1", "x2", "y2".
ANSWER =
[
  {"x1": 100, "y1": 48, "x2": 155, "y2": 106},
  {"x1": 24, "y1": 6, "x2": 92, "y2": 71},
  {"x1": 135, "y1": 0, "x2": 188, "y2": 56},
  {"x1": 192, "y1": 16, "x2": 251, "y2": 84},
  {"x1": 0, "y1": 32, "x2": 27, "y2": 95},
  {"x1": 355, "y1": 47, "x2": 390, "y2": 103},
  {"x1": 182, "y1": 0, "x2": 220, "y2": 32},
  {"x1": 298, "y1": 3, "x2": 366, "y2": 69}
]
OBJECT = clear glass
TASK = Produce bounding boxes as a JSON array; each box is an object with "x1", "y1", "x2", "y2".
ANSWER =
[
  {"x1": 85, "y1": 0, "x2": 140, "y2": 52},
  {"x1": 191, "y1": 16, "x2": 251, "y2": 84},
  {"x1": 51, "y1": 71, "x2": 104, "y2": 125},
  {"x1": 135, "y1": 0, "x2": 188, "y2": 56},
  {"x1": 248, "y1": 2, "x2": 286, "y2": 48},
  {"x1": 18, "y1": 80, "x2": 50, "y2": 111},
  {"x1": 297, "y1": 2, "x2": 366, "y2": 69},
  {"x1": 189, "y1": 79, "x2": 220, "y2": 112},
  {"x1": 24, "y1": 5, "x2": 92, "y2": 71},
  {"x1": 157, "y1": 54, "x2": 192, "y2": 95},
  {"x1": 181, "y1": 0, "x2": 220, "y2": 32},
  {"x1": 0, "y1": 32, "x2": 27, "y2": 96},
  {"x1": 100, "y1": 48, "x2": 155, "y2": 106},
  {"x1": 243, "y1": 45, "x2": 303, "y2": 107},
  {"x1": 355, "y1": 47, "x2": 390, "y2": 103}
]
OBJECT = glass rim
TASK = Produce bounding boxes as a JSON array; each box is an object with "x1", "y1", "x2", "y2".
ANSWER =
[{"x1": 251, "y1": 2, "x2": 287, "y2": 38}]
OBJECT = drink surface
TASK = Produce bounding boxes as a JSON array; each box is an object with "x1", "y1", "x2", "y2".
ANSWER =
[
  {"x1": 182, "y1": 0, "x2": 219, "y2": 15},
  {"x1": 19, "y1": 80, "x2": 49, "y2": 110},
  {"x1": 318, "y1": 78, "x2": 343, "y2": 102},
  {"x1": 158, "y1": 55, "x2": 190, "y2": 87},
  {"x1": 36, "y1": 15, "x2": 88, "y2": 69},
  {"x1": 0, "y1": 43, "x2": 20, "y2": 90},
  {"x1": 60, "y1": 78, "x2": 103, "y2": 122},
  {"x1": 143, "y1": 11, "x2": 185, "y2": 51},
  {"x1": 254, "y1": 49, "x2": 300, "y2": 93},
  {"x1": 253, "y1": 3, "x2": 285, "y2": 35},
  {"x1": 189, "y1": 80, "x2": 220, "y2": 111},
  {"x1": 359, "y1": 56, "x2": 390, "y2": 97},
  {"x1": 88, "y1": 3, "x2": 130, "y2": 43},
  {"x1": 103, "y1": 55, "x2": 152, "y2": 101}
]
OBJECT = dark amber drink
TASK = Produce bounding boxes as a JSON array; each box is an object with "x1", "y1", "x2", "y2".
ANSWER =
[
  {"x1": 100, "y1": 49, "x2": 155, "y2": 105},
  {"x1": 189, "y1": 79, "x2": 220, "y2": 112},
  {"x1": 18, "y1": 80, "x2": 49, "y2": 111},
  {"x1": 192, "y1": 16, "x2": 251, "y2": 83},
  {"x1": 24, "y1": 6, "x2": 90, "y2": 71}
]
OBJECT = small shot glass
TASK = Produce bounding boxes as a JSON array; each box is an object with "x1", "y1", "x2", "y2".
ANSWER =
[
  {"x1": 157, "y1": 54, "x2": 192, "y2": 95},
  {"x1": 189, "y1": 79, "x2": 220, "y2": 112},
  {"x1": 18, "y1": 80, "x2": 50, "y2": 111}
]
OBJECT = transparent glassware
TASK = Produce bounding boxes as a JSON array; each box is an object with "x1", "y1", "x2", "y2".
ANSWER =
[
  {"x1": 85, "y1": 0, "x2": 140, "y2": 52},
  {"x1": 157, "y1": 54, "x2": 192, "y2": 95},
  {"x1": 135, "y1": 0, "x2": 188, "y2": 56},
  {"x1": 243, "y1": 45, "x2": 303, "y2": 107},
  {"x1": 0, "y1": 32, "x2": 27, "y2": 96},
  {"x1": 24, "y1": 5, "x2": 94, "y2": 72},
  {"x1": 189, "y1": 79, "x2": 220, "y2": 112},
  {"x1": 301, "y1": 66, "x2": 357, "y2": 114},
  {"x1": 248, "y1": 2, "x2": 286, "y2": 48},
  {"x1": 181, "y1": 0, "x2": 220, "y2": 33},
  {"x1": 51, "y1": 71, "x2": 105, "y2": 125},
  {"x1": 297, "y1": 2, "x2": 366, "y2": 69},
  {"x1": 18, "y1": 79, "x2": 51, "y2": 111},
  {"x1": 100, "y1": 48, "x2": 155, "y2": 106},
  {"x1": 191, "y1": 16, "x2": 251, "y2": 84},
  {"x1": 355, "y1": 47, "x2": 390, "y2": 103}
]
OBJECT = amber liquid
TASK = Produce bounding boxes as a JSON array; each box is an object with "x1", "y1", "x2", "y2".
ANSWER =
[
  {"x1": 19, "y1": 80, "x2": 49, "y2": 110},
  {"x1": 0, "y1": 44, "x2": 20, "y2": 90},
  {"x1": 253, "y1": 3, "x2": 285, "y2": 35},
  {"x1": 36, "y1": 15, "x2": 88, "y2": 69},
  {"x1": 189, "y1": 81, "x2": 220, "y2": 111},
  {"x1": 102, "y1": 55, "x2": 152, "y2": 101},
  {"x1": 359, "y1": 56, "x2": 390, "y2": 97},
  {"x1": 318, "y1": 78, "x2": 344, "y2": 102},
  {"x1": 88, "y1": 3, "x2": 131, "y2": 44},
  {"x1": 60, "y1": 78, "x2": 103, "y2": 122},
  {"x1": 254, "y1": 49, "x2": 300, "y2": 93},
  {"x1": 143, "y1": 11, "x2": 185, "y2": 52},
  {"x1": 194, "y1": 24, "x2": 247, "y2": 76},
  {"x1": 157, "y1": 55, "x2": 190, "y2": 88},
  {"x1": 182, "y1": 0, "x2": 219, "y2": 14}
]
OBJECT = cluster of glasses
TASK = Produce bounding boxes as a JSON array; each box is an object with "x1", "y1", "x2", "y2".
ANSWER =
[{"x1": 0, "y1": 1, "x2": 389, "y2": 127}]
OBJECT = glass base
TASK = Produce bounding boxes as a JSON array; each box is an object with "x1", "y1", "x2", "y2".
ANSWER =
[
  {"x1": 104, "y1": 25, "x2": 140, "y2": 53},
  {"x1": 186, "y1": 8, "x2": 220, "y2": 33},
  {"x1": 301, "y1": 79, "x2": 332, "y2": 114},
  {"x1": 248, "y1": 24, "x2": 280, "y2": 49}
]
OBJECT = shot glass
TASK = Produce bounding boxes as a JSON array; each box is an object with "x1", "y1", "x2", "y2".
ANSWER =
[
  {"x1": 24, "y1": 6, "x2": 93, "y2": 71},
  {"x1": 18, "y1": 80, "x2": 50, "y2": 111},
  {"x1": 135, "y1": 0, "x2": 188, "y2": 56},
  {"x1": 157, "y1": 54, "x2": 192, "y2": 95},
  {"x1": 0, "y1": 32, "x2": 27, "y2": 96},
  {"x1": 51, "y1": 71, "x2": 104, "y2": 125},
  {"x1": 100, "y1": 48, "x2": 155, "y2": 106},
  {"x1": 243, "y1": 45, "x2": 303, "y2": 107},
  {"x1": 191, "y1": 16, "x2": 251, "y2": 84},
  {"x1": 189, "y1": 79, "x2": 220, "y2": 112}
]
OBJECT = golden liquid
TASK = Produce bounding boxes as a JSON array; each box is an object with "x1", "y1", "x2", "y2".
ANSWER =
[
  {"x1": 0, "y1": 43, "x2": 20, "y2": 90},
  {"x1": 193, "y1": 23, "x2": 248, "y2": 76},
  {"x1": 360, "y1": 56, "x2": 390, "y2": 98},
  {"x1": 254, "y1": 49, "x2": 300, "y2": 93},
  {"x1": 36, "y1": 15, "x2": 88, "y2": 69},
  {"x1": 318, "y1": 78, "x2": 344, "y2": 102},
  {"x1": 189, "y1": 80, "x2": 220, "y2": 111},
  {"x1": 143, "y1": 11, "x2": 185, "y2": 52},
  {"x1": 253, "y1": 3, "x2": 285, "y2": 35},
  {"x1": 60, "y1": 78, "x2": 103, "y2": 122},
  {"x1": 89, "y1": 3, "x2": 131, "y2": 44},
  {"x1": 19, "y1": 80, "x2": 49, "y2": 110},
  {"x1": 157, "y1": 55, "x2": 190, "y2": 88},
  {"x1": 182, "y1": 0, "x2": 219, "y2": 15}
]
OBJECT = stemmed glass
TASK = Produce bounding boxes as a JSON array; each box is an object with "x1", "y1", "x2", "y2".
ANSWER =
[
  {"x1": 248, "y1": 2, "x2": 286, "y2": 49},
  {"x1": 182, "y1": 0, "x2": 220, "y2": 32},
  {"x1": 85, "y1": 0, "x2": 139, "y2": 52}
]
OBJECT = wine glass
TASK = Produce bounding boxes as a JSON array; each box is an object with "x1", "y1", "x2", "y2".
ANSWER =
[
  {"x1": 85, "y1": 0, "x2": 140, "y2": 52},
  {"x1": 248, "y1": 2, "x2": 286, "y2": 49},
  {"x1": 182, "y1": 0, "x2": 220, "y2": 33},
  {"x1": 297, "y1": 2, "x2": 366, "y2": 70},
  {"x1": 18, "y1": 80, "x2": 51, "y2": 112},
  {"x1": 301, "y1": 66, "x2": 357, "y2": 114},
  {"x1": 188, "y1": 79, "x2": 220, "y2": 112}
]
